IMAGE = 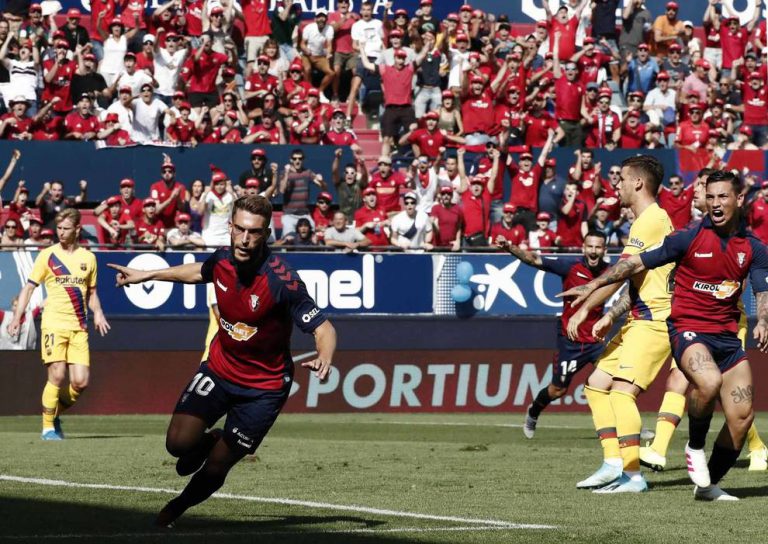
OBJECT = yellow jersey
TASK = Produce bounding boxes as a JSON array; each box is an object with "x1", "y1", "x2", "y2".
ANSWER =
[
  {"x1": 28, "y1": 244, "x2": 97, "y2": 332},
  {"x1": 622, "y1": 202, "x2": 674, "y2": 322}
]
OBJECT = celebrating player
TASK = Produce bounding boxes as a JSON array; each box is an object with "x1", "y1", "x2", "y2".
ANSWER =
[
  {"x1": 496, "y1": 230, "x2": 609, "y2": 439},
  {"x1": 563, "y1": 170, "x2": 768, "y2": 500},
  {"x1": 7, "y1": 209, "x2": 110, "y2": 440},
  {"x1": 563, "y1": 155, "x2": 674, "y2": 493},
  {"x1": 640, "y1": 169, "x2": 768, "y2": 473},
  {"x1": 108, "y1": 195, "x2": 337, "y2": 527}
]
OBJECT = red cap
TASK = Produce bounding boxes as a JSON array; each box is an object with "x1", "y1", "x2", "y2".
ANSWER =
[
  {"x1": 28, "y1": 214, "x2": 41, "y2": 223},
  {"x1": 40, "y1": 228, "x2": 54, "y2": 237},
  {"x1": 666, "y1": 1, "x2": 678, "y2": 9},
  {"x1": 173, "y1": 90, "x2": 185, "y2": 98},
  {"x1": 251, "y1": 148, "x2": 266, "y2": 157},
  {"x1": 298, "y1": 103, "x2": 312, "y2": 112},
  {"x1": 470, "y1": 74, "x2": 484, "y2": 84},
  {"x1": 66, "y1": 8, "x2": 81, "y2": 18},
  {"x1": 597, "y1": 203, "x2": 612, "y2": 212},
  {"x1": 762, "y1": 180, "x2": 768, "y2": 189},
  {"x1": 211, "y1": 170, "x2": 227, "y2": 183},
  {"x1": 29, "y1": 3, "x2": 42, "y2": 12},
  {"x1": 420, "y1": 0, "x2": 432, "y2": 5},
  {"x1": 257, "y1": 54, "x2": 270, "y2": 63},
  {"x1": 708, "y1": 129, "x2": 719, "y2": 138},
  {"x1": 308, "y1": 87, "x2": 320, "y2": 97},
  {"x1": 447, "y1": 13, "x2": 459, "y2": 21},
  {"x1": 394, "y1": 49, "x2": 408, "y2": 59},
  {"x1": 120, "y1": 178, "x2": 135, "y2": 187},
  {"x1": 545, "y1": 158, "x2": 556, "y2": 167},
  {"x1": 225, "y1": 110, "x2": 238, "y2": 120},
  {"x1": 244, "y1": 178, "x2": 260, "y2": 188},
  {"x1": 584, "y1": 36, "x2": 596, "y2": 45},
  {"x1": 179, "y1": 101, "x2": 191, "y2": 111},
  {"x1": 470, "y1": 175, "x2": 486, "y2": 185},
  {"x1": 669, "y1": 43, "x2": 682, "y2": 51},
  {"x1": 442, "y1": 90, "x2": 454, "y2": 98},
  {"x1": 656, "y1": 71, "x2": 670, "y2": 80},
  {"x1": 695, "y1": 59, "x2": 710, "y2": 69},
  {"x1": 124, "y1": 51, "x2": 136, "y2": 59},
  {"x1": 390, "y1": 28, "x2": 404, "y2": 37},
  {"x1": 55, "y1": 39, "x2": 69, "y2": 48},
  {"x1": 748, "y1": 71, "x2": 763, "y2": 80},
  {"x1": 472, "y1": 9, "x2": 484, "y2": 18},
  {"x1": 439, "y1": 186, "x2": 453, "y2": 195},
  {"x1": 317, "y1": 191, "x2": 333, "y2": 202},
  {"x1": 637, "y1": 43, "x2": 649, "y2": 50},
  {"x1": 83, "y1": 53, "x2": 96, "y2": 61},
  {"x1": 176, "y1": 213, "x2": 191, "y2": 222},
  {"x1": 740, "y1": 126, "x2": 754, "y2": 136},
  {"x1": 143, "y1": 198, "x2": 157, "y2": 207},
  {"x1": 166, "y1": 31, "x2": 179, "y2": 40},
  {"x1": 222, "y1": 67, "x2": 235, "y2": 77},
  {"x1": 536, "y1": 212, "x2": 551, "y2": 221},
  {"x1": 394, "y1": 8, "x2": 408, "y2": 16},
  {"x1": 455, "y1": 33, "x2": 469, "y2": 42},
  {"x1": 503, "y1": 203, "x2": 517, "y2": 213},
  {"x1": 104, "y1": 112, "x2": 120, "y2": 122},
  {"x1": 424, "y1": 111, "x2": 439, "y2": 120},
  {"x1": 627, "y1": 110, "x2": 641, "y2": 118},
  {"x1": 536, "y1": 20, "x2": 548, "y2": 28},
  {"x1": 162, "y1": 162, "x2": 176, "y2": 171},
  {"x1": 714, "y1": 98, "x2": 725, "y2": 106},
  {"x1": 363, "y1": 187, "x2": 377, "y2": 196},
  {"x1": 598, "y1": 88, "x2": 613, "y2": 99},
  {"x1": 460, "y1": 4, "x2": 473, "y2": 12},
  {"x1": 108, "y1": 17, "x2": 123, "y2": 27},
  {"x1": 106, "y1": 196, "x2": 121, "y2": 206},
  {"x1": 210, "y1": 5, "x2": 224, "y2": 14},
  {"x1": 628, "y1": 90, "x2": 644, "y2": 98},
  {"x1": 689, "y1": 102, "x2": 704, "y2": 111},
  {"x1": 468, "y1": 51, "x2": 481, "y2": 60}
]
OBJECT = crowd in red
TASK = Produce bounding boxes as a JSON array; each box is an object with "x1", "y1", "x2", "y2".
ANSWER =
[{"x1": 0, "y1": 0, "x2": 767, "y2": 252}]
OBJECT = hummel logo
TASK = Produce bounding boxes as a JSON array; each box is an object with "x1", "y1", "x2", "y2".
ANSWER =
[
  {"x1": 216, "y1": 279, "x2": 228, "y2": 292},
  {"x1": 576, "y1": 272, "x2": 589, "y2": 279},
  {"x1": 694, "y1": 252, "x2": 712, "y2": 258}
]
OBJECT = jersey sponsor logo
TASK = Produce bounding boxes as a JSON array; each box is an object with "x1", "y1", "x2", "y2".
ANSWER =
[
  {"x1": 219, "y1": 317, "x2": 258, "y2": 342},
  {"x1": 215, "y1": 279, "x2": 228, "y2": 292},
  {"x1": 692, "y1": 279, "x2": 740, "y2": 299},
  {"x1": 302, "y1": 307, "x2": 320, "y2": 323},
  {"x1": 54, "y1": 276, "x2": 87, "y2": 286},
  {"x1": 628, "y1": 237, "x2": 645, "y2": 249},
  {"x1": 694, "y1": 252, "x2": 713, "y2": 258}
]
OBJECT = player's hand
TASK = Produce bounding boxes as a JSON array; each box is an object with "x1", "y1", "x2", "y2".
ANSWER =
[
  {"x1": 566, "y1": 307, "x2": 589, "y2": 341},
  {"x1": 107, "y1": 263, "x2": 150, "y2": 286},
  {"x1": 754, "y1": 322, "x2": 768, "y2": 352},
  {"x1": 592, "y1": 314, "x2": 613, "y2": 342},
  {"x1": 93, "y1": 311, "x2": 111, "y2": 337},
  {"x1": 558, "y1": 282, "x2": 595, "y2": 308},
  {"x1": 302, "y1": 356, "x2": 333, "y2": 382},
  {"x1": 6, "y1": 317, "x2": 20, "y2": 338}
]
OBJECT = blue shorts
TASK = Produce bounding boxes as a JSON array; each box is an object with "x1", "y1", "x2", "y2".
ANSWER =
[
  {"x1": 173, "y1": 363, "x2": 291, "y2": 455},
  {"x1": 667, "y1": 322, "x2": 747, "y2": 373},
  {"x1": 552, "y1": 336, "x2": 606, "y2": 388}
]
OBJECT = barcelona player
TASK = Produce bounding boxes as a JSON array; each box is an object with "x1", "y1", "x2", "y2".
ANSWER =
[
  {"x1": 108, "y1": 196, "x2": 336, "y2": 527},
  {"x1": 496, "y1": 230, "x2": 609, "y2": 438},
  {"x1": 7, "y1": 209, "x2": 110, "y2": 440},
  {"x1": 563, "y1": 155, "x2": 674, "y2": 493},
  {"x1": 564, "y1": 170, "x2": 768, "y2": 500},
  {"x1": 639, "y1": 169, "x2": 768, "y2": 473}
]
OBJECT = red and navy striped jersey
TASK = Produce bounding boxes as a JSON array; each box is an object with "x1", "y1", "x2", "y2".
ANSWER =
[
  {"x1": 541, "y1": 256, "x2": 609, "y2": 343},
  {"x1": 641, "y1": 216, "x2": 768, "y2": 334},
  {"x1": 201, "y1": 248, "x2": 327, "y2": 389}
]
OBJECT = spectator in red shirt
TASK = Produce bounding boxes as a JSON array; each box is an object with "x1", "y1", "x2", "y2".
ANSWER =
[
  {"x1": 368, "y1": 155, "x2": 408, "y2": 216},
  {"x1": 243, "y1": 113, "x2": 285, "y2": 145},
  {"x1": 166, "y1": 102, "x2": 198, "y2": 145},
  {"x1": 312, "y1": 191, "x2": 334, "y2": 241},
  {"x1": 135, "y1": 34, "x2": 156, "y2": 73},
  {"x1": 354, "y1": 187, "x2": 390, "y2": 247},
  {"x1": 243, "y1": 54, "x2": 280, "y2": 114},
  {"x1": 543, "y1": 1, "x2": 585, "y2": 61},
  {"x1": 523, "y1": 93, "x2": 562, "y2": 148},
  {"x1": 458, "y1": 147, "x2": 498, "y2": 247},
  {"x1": 568, "y1": 149, "x2": 603, "y2": 213},
  {"x1": 530, "y1": 212, "x2": 557, "y2": 249},
  {"x1": 657, "y1": 174, "x2": 694, "y2": 229},
  {"x1": 718, "y1": 8, "x2": 760, "y2": 77},
  {"x1": 203, "y1": 110, "x2": 242, "y2": 144},
  {"x1": 185, "y1": 33, "x2": 235, "y2": 111},
  {"x1": 42, "y1": 40, "x2": 76, "y2": 114},
  {"x1": 97, "y1": 195, "x2": 132, "y2": 248},
  {"x1": 99, "y1": 112, "x2": 134, "y2": 146},
  {"x1": 572, "y1": 36, "x2": 616, "y2": 85},
  {"x1": 556, "y1": 180, "x2": 588, "y2": 249},
  {"x1": 620, "y1": 110, "x2": 646, "y2": 148},
  {"x1": 552, "y1": 33, "x2": 585, "y2": 147},
  {"x1": 507, "y1": 131, "x2": 556, "y2": 230},
  {"x1": 289, "y1": 104, "x2": 324, "y2": 144},
  {"x1": 134, "y1": 198, "x2": 166, "y2": 251},
  {"x1": 430, "y1": 186, "x2": 463, "y2": 251},
  {"x1": 322, "y1": 109, "x2": 359, "y2": 149},
  {"x1": 328, "y1": 0, "x2": 359, "y2": 103},
  {"x1": 400, "y1": 111, "x2": 463, "y2": 160},
  {"x1": 64, "y1": 94, "x2": 102, "y2": 141},
  {"x1": 738, "y1": 72, "x2": 768, "y2": 146},
  {"x1": 727, "y1": 125, "x2": 760, "y2": 150},
  {"x1": 150, "y1": 161, "x2": 187, "y2": 229},
  {"x1": 585, "y1": 88, "x2": 621, "y2": 149},
  {"x1": 0, "y1": 97, "x2": 34, "y2": 140},
  {"x1": 749, "y1": 182, "x2": 768, "y2": 245},
  {"x1": 675, "y1": 102, "x2": 709, "y2": 151},
  {"x1": 241, "y1": 0, "x2": 271, "y2": 64},
  {"x1": 491, "y1": 203, "x2": 528, "y2": 250}
]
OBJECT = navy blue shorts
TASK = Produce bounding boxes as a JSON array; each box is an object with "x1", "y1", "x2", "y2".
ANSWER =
[
  {"x1": 667, "y1": 322, "x2": 747, "y2": 373},
  {"x1": 173, "y1": 363, "x2": 291, "y2": 455},
  {"x1": 551, "y1": 336, "x2": 606, "y2": 388}
]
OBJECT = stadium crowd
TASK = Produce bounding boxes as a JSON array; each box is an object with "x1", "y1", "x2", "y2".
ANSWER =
[{"x1": 0, "y1": 0, "x2": 766, "y2": 251}]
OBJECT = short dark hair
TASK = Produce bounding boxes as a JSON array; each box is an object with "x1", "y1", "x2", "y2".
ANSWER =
[
  {"x1": 621, "y1": 155, "x2": 664, "y2": 195},
  {"x1": 232, "y1": 195, "x2": 272, "y2": 226},
  {"x1": 296, "y1": 217, "x2": 312, "y2": 230},
  {"x1": 698, "y1": 167, "x2": 716, "y2": 179},
  {"x1": 291, "y1": 149, "x2": 304, "y2": 158},
  {"x1": 584, "y1": 229, "x2": 607, "y2": 243},
  {"x1": 705, "y1": 169, "x2": 742, "y2": 194}
]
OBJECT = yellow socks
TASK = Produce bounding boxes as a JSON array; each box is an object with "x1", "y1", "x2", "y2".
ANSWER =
[
  {"x1": 41, "y1": 382, "x2": 59, "y2": 430},
  {"x1": 610, "y1": 389, "x2": 642, "y2": 472},
  {"x1": 58, "y1": 384, "x2": 81, "y2": 414},
  {"x1": 747, "y1": 424, "x2": 766, "y2": 453},
  {"x1": 650, "y1": 392, "x2": 686, "y2": 456},
  {"x1": 585, "y1": 385, "x2": 621, "y2": 460}
]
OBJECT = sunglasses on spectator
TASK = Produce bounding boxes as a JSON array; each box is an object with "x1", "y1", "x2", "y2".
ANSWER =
[
  {"x1": 4, "y1": 223, "x2": 17, "y2": 229},
  {"x1": 609, "y1": 169, "x2": 621, "y2": 174},
  {"x1": 565, "y1": 66, "x2": 577, "y2": 71},
  {"x1": 587, "y1": 88, "x2": 597, "y2": 92},
  {"x1": 598, "y1": 99, "x2": 610, "y2": 104},
  {"x1": 162, "y1": 168, "x2": 174, "y2": 173},
  {"x1": 290, "y1": 69, "x2": 302, "y2": 74},
  {"x1": 258, "y1": 60, "x2": 269, "y2": 66},
  {"x1": 211, "y1": 13, "x2": 223, "y2": 17},
  {"x1": 404, "y1": 200, "x2": 416, "y2": 205},
  {"x1": 291, "y1": 157, "x2": 304, "y2": 162},
  {"x1": 629, "y1": 96, "x2": 641, "y2": 101},
  {"x1": 252, "y1": 155, "x2": 265, "y2": 161}
]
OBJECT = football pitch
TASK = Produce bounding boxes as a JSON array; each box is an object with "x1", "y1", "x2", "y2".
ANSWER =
[{"x1": 1, "y1": 413, "x2": 765, "y2": 543}]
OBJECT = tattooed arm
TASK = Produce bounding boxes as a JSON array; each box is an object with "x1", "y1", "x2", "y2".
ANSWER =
[
  {"x1": 591, "y1": 286, "x2": 631, "y2": 341},
  {"x1": 495, "y1": 237, "x2": 542, "y2": 267},
  {"x1": 754, "y1": 291, "x2": 768, "y2": 352},
  {"x1": 559, "y1": 255, "x2": 645, "y2": 307}
]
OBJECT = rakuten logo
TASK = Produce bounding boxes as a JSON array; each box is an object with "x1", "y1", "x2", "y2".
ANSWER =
[{"x1": 298, "y1": 254, "x2": 375, "y2": 310}]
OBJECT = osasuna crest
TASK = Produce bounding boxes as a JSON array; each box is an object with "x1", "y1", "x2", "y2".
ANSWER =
[
  {"x1": 250, "y1": 295, "x2": 260, "y2": 311},
  {"x1": 737, "y1": 252, "x2": 746, "y2": 267}
]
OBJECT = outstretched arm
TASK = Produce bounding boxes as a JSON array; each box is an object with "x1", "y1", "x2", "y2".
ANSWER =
[
  {"x1": 107, "y1": 262, "x2": 204, "y2": 285},
  {"x1": 560, "y1": 255, "x2": 646, "y2": 306},
  {"x1": 495, "y1": 238, "x2": 543, "y2": 267}
]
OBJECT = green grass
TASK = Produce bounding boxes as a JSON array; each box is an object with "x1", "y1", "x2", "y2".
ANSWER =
[{"x1": 0, "y1": 413, "x2": 765, "y2": 543}]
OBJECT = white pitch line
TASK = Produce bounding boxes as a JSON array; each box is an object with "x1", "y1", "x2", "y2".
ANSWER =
[
  {"x1": 366, "y1": 420, "x2": 593, "y2": 430},
  {"x1": 0, "y1": 475, "x2": 556, "y2": 530},
  {"x1": 1, "y1": 526, "x2": 529, "y2": 540}
]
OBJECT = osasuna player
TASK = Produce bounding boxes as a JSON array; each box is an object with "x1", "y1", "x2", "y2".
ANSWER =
[
  {"x1": 563, "y1": 170, "x2": 768, "y2": 501},
  {"x1": 8, "y1": 209, "x2": 110, "y2": 440},
  {"x1": 108, "y1": 196, "x2": 336, "y2": 526},
  {"x1": 496, "y1": 230, "x2": 609, "y2": 439}
]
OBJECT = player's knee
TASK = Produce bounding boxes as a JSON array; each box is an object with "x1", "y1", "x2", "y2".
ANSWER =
[
  {"x1": 698, "y1": 376, "x2": 722, "y2": 400},
  {"x1": 165, "y1": 437, "x2": 189, "y2": 458},
  {"x1": 550, "y1": 385, "x2": 567, "y2": 399},
  {"x1": 70, "y1": 379, "x2": 88, "y2": 391}
]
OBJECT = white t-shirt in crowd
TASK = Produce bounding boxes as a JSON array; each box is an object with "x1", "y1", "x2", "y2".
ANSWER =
[
  {"x1": 302, "y1": 23, "x2": 334, "y2": 56},
  {"x1": 102, "y1": 101, "x2": 134, "y2": 134},
  {"x1": 202, "y1": 191, "x2": 235, "y2": 246},
  {"x1": 117, "y1": 69, "x2": 153, "y2": 98},
  {"x1": 132, "y1": 98, "x2": 166, "y2": 143},
  {"x1": 154, "y1": 47, "x2": 188, "y2": 97},
  {"x1": 390, "y1": 210, "x2": 432, "y2": 249},
  {"x1": 351, "y1": 18, "x2": 384, "y2": 59},
  {"x1": 100, "y1": 35, "x2": 127, "y2": 84}
]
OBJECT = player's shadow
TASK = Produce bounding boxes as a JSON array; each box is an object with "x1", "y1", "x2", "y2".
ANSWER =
[
  {"x1": 0, "y1": 495, "x2": 435, "y2": 544},
  {"x1": 725, "y1": 485, "x2": 768, "y2": 499},
  {"x1": 649, "y1": 477, "x2": 695, "y2": 489}
]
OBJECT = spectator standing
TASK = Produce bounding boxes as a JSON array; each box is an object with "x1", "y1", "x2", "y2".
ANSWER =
[
  {"x1": 345, "y1": 1, "x2": 385, "y2": 123},
  {"x1": 718, "y1": 7, "x2": 761, "y2": 78},
  {"x1": 739, "y1": 73, "x2": 768, "y2": 147},
  {"x1": 72, "y1": 51, "x2": 110, "y2": 108},
  {"x1": 556, "y1": 180, "x2": 588, "y2": 249},
  {"x1": 702, "y1": 1, "x2": 723, "y2": 70},
  {"x1": 64, "y1": 94, "x2": 102, "y2": 141},
  {"x1": 150, "y1": 161, "x2": 187, "y2": 229},
  {"x1": 552, "y1": 35, "x2": 585, "y2": 147},
  {"x1": 682, "y1": 59, "x2": 711, "y2": 103},
  {"x1": 132, "y1": 83, "x2": 169, "y2": 143},
  {"x1": 354, "y1": 187, "x2": 390, "y2": 247},
  {"x1": 0, "y1": 36, "x2": 39, "y2": 111},
  {"x1": 270, "y1": 2, "x2": 302, "y2": 61},
  {"x1": 652, "y1": 1, "x2": 684, "y2": 59},
  {"x1": 62, "y1": 8, "x2": 90, "y2": 52},
  {"x1": 328, "y1": 0, "x2": 359, "y2": 103},
  {"x1": 202, "y1": 168, "x2": 236, "y2": 248},
  {"x1": 185, "y1": 34, "x2": 235, "y2": 111},
  {"x1": 389, "y1": 191, "x2": 433, "y2": 251},
  {"x1": 332, "y1": 148, "x2": 367, "y2": 220},
  {"x1": 237, "y1": 149, "x2": 277, "y2": 195},
  {"x1": 619, "y1": 0, "x2": 652, "y2": 58},
  {"x1": 97, "y1": 17, "x2": 136, "y2": 87},
  {"x1": 507, "y1": 132, "x2": 555, "y2": 230},
  {"x1": 368, "y1": 155, "x2": 408, "y2": 216},
  {"x1": 538, "y1": 158, "x2": 566, "y2": 219},
  {"x1": 324, "y1": 212, "x2": 370, "y2": 253},
  {"x1": 407, "y1": 155, "x2": 440, "y2": 214},
  {"x1": 134, "y1": 198, "x2": 166, "y2": 251},
  {"x1": 543, "y1": 0, "x2": 587, "y2": 61},
  {"x1": 279, "y1": 149, "x2": 326, "y2": 236},
  {"x1": 458, "y1": 147, "x2": 497, "y2": 247},
  {"x1": 116, "y1": 52, "x2": 155, "y2": 97},
  {"x1": 166, "y1": 102, "x2": 198, "y2": 145},
  {"x1": 35, "y1": 180, "x2": 86, "y2": 230},
  {"x1": 624, "y1": 43, "x2": 659, "y2": 95},
  {"x1": 43, "y1": 40, "x2": 77, "y2": 115},
  {"x1": 643, "y1": 70, "x2": 676, "y2": 129},
  {"x1": 657, "y1": 175, "x2": 694, "y2": 230},
  {"x1": 674, "y1": 102, "x2": 708, "y2": 151},
  {"x1": 154, "y1": 29, "x2": 188, "y2": 105},
  {"x1": 311, "y1": 191, "x2": 334, "y2": 241},
  {"x1": 300, "y1": 9, "x2": 334, "y2": 99},
  {"x1": 491, "y1": 203, "x2": 527, "y2": 249},
  {"x1": 429, "y1": 186, "x2": 462, "y2": 251},
  {"x1": 749, "y1": 183, "x2": 768, "y2": 245},
  {"x1": 241, "y1": 0, "x2": 271, "y2": 63},
  {"x1": 529, "y1": 212, "x2": 557, "y2": 249},
  {"x1": 585, "y1": 89, "x2": 621, "y2": 149}
]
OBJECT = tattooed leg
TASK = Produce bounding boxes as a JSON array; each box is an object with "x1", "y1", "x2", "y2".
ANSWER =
[
  {"x1": 718, "y1": 360, "x2": 754, "y2": 451},
  {"x1": 680, "y1": 345, "x2": 721, "y2": 450}
]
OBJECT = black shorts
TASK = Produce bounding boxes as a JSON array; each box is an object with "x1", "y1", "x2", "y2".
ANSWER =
[
  {"x1": 173, "y1": 362, "x2": 291, "y2": 455},
  {"x1": 189, "y1": 92, "x2": 220, "y2": 108},
  {"x1": 381, "y1": 105, "x2": 415, "y2": 138},
  {"x1": 551, "y1": 335, "x2": 606, "y2": 388},
  {"x1": 667, "y1": 322, "x2": 747, "y2": 373}
]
